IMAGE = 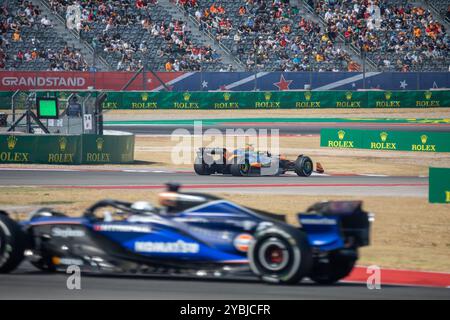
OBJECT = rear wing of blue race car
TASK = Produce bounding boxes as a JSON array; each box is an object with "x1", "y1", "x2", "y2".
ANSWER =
[{"x1": 298, "y1": 201, "x2": 373, "y2": 251}]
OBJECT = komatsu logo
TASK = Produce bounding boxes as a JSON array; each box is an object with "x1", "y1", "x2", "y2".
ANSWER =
[
  {"x1": 1, "y1": 76, "x2": 86, "y2": 88},
  {"x1": 94, "y1": 224, "x2": 151, "y2": 233},
  {"x1": 300, "y1": 218, "x2": 337, "y2": 225},
  {"x1": 135, "y1": 240, "x2": 199, "y2": 253}
]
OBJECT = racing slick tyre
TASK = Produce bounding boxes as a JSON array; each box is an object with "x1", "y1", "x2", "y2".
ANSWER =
[
  {"x1": 194, "y1": 157, "x2": 212, "y2": 175},
  {"x1": 309, "y1": 252, "x2": 357, "y2": 285},
  {"x1": 248, "y1": 227, "x2": 313, "y2": 284},
  {"x1": 230, "y1": 159, "x2": 251, "y2": 176},
  {"x1": 294, "y1": 156, "x2": 313, "y2": 177},
  {"x1": 0, "y1": 212, "x2": 27, "y2": 273}
]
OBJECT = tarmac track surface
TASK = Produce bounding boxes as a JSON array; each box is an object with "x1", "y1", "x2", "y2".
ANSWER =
[
  {"x1": 0, "y1": 169, "x2": 428, "y2": 197},
  {"x1": 0, "y1": 263, "x2": 448, "y2": 299},
  {"x1": 105, "y1": 123, "x2": 450, "y2": 135}
]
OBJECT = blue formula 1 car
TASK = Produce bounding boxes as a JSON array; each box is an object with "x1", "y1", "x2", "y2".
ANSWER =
[{"x1": 0, "y1": 184, "x2": 372, "y2": 284}]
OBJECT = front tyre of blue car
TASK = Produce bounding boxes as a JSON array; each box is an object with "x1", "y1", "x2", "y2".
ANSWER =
[
  {"x1": 0, "y1": 212, "x2": 27, "y2": 273},
  {"x1": 248, "y1": 227, "x2": 312, "y2": 284}
]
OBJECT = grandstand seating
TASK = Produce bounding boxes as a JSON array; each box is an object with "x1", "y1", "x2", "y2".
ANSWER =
[
  {"x1": 0, "y1": 0, "x2": 88, "y2": 71},
  {"x1": 308, "y1": 0, "x2": 450, "y2": 72},
  {"x1": 1, "y1": 0, "x2": 449, "y2": 72},
  {"x1": 177, "y1": 0, "x2": 357, "y2": 71},
  {"x1": 426, "y1": 0, "x2": 450, "y2": 22},
  {"x1": 47, "y1": 0, "x2": 226, "y2": 71}
]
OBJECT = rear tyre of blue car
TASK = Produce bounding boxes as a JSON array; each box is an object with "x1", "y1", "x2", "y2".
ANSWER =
[
  {"x1": 294, "y1": 156, "x2": 313, "y2": 177},
  {"x1": 309, "y1": 251, "x2": 357, "y2": 284},
  {"x1": 0, "y1": 212, "x2": 27, "y2": 273},
  {"x1": 248, "y1": 227, "x2": 312, "y2": 284}
]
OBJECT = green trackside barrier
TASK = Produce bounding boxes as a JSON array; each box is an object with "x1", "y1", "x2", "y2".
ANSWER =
[
  {"x1": 366, "y1": 90, "x2": 450, "y2": 108},
  {"x1": 1, "y1": 90, "x2": 449, "y2": 110},
  {"x1": 102, "y1": 90, "x2": 446, "y2": 109},
  {"x1": 321, "y1": 129, "x2": 450, "y2": 153},
  {"x1": 81, "y1": 133, "x2": 135, "y2": 164},
  {"x1": 0, "y1": 132, "x2": 134, "y2": 164},
  {"x1": 429, "y1": 168, "x2": 450, "y2": 203},
  {"x1": 101, "y1": 90, "x2": 370, "y2": 109}
]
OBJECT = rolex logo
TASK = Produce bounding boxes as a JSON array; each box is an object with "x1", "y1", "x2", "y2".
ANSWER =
[
  {"x1": 385, "y1": 91, "x2": 392, "y2": 100},
  {"x1": 183, "y1": 92, "x2": 191, "y2": 101},
  {"x1": 420, "y1": 134, "x2": 428, "y2": 144},
  {"x1": 7, "y1": 135, "x2": 17, "y2": 150},
  {"x1": 380, "y1": 132, "x2": 388, "y2": 142},
  {"x1": 96, "y1": 138, "x2": 104, "y2": 151},
  {"x1": 223, "y1": 92, "x2": 231, "y2": 101},
  {"x1": 264, "y1": 92, "x2": 272, "y2": 101},
  {"x1": 304, "y1": 91, "x2": 312, "y2": 101},
  {"x1": 59, "y1": 137, "x2": 67, "y2": 152},
  {"x1": 345, "y1": 91, "x2": 353, "y2": 100},
  {"x1": 141, "y1": 93, "x2": 148, "y2": 102},
  {"x1": 425, "y1": 91, "x2": 432, "y2": 100},
  {"x1": 338, "y1": 130, "x2": 345, "y2": 140}
]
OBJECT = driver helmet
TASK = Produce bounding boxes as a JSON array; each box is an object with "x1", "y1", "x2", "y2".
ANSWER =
[{"x1": 131, "y1": 201, "x2": 155, "y2": 213}]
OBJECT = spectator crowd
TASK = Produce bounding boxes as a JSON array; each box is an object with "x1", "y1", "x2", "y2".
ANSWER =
[
  {"x1": 0, "y1": 0, "x2": 88, "y2": 70},
  {"x1": 48, "y1": 0, "x2": 223, "y2": 71},
  {"x1": 178, "y1": 0, "x2": 360, "y2": 71},
  {"x1": 0, "y1": 0, "x2": 449, "y2": 72},
  {"x1": 309, "y1": 0, "x2": 449, "y2": 71}
]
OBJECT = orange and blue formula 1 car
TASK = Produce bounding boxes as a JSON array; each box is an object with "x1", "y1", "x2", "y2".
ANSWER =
[{"x1": 194, "y1": 147, "x2": 324, "y2": 177}]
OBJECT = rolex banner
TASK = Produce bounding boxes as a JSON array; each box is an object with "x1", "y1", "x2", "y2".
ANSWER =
[
  {"x1": 100, "y1": 90, "x2": 449, "y2": 109},
  {"x1": 429, "y1": 168, "x2": 450, "y2": 203},
  {"x1": 1, "y1": 90, "x2": 449, "y2": 110},
  {"x1": 0, "y1": 133, "x2": 134, "y2": 164},
  {"x1": 321, "y1": 129, "x2": 450, "y2": 153}
]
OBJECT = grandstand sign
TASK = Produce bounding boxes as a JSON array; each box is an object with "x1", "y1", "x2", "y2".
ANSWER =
[
  {"x1": 429, "y1": 168, "x2": 450, "y2": 204},
  {"x1": 321, "y1": 129, "x2": 450, "y2": 153},
  {"x1": 0, "y1": 72, "x2": 88, "y2": 90},
  {"x1": 1, "y1": 76, "x2": 85, "y2": 88}
]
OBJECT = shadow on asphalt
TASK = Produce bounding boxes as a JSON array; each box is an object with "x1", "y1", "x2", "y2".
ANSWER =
[{"x1": 11, "y1": 268, "x2": 406, "y2": 289}]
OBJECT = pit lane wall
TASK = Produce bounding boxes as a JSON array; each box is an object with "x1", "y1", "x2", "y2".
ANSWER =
[
  {"x1": 320, "y1": 129, "x2": 450, "y2": 153},
  {"x1": 0, "y1": 131, "x2": 134, "y2": 164},
  {"x1": 1, "y1": 90, "x2": 449, "y2": 110},
  {"x1": 429, "y1": 168, "x2": 450, "y2": 203}
]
